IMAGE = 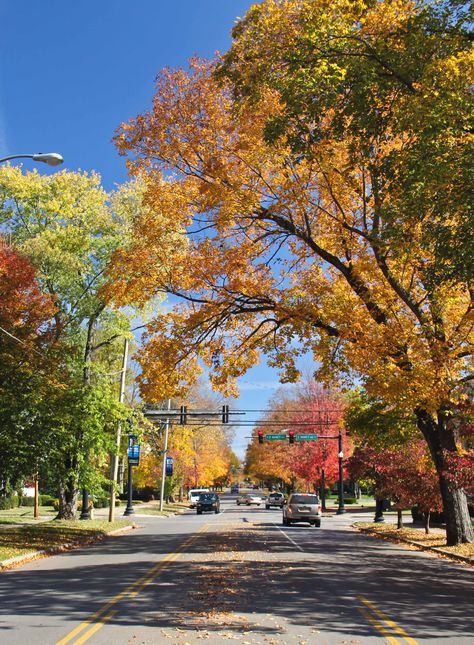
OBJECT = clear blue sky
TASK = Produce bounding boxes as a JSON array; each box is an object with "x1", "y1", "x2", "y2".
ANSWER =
[{"x1": 0, "y1": 1, "x2": 312, "y2": 458}]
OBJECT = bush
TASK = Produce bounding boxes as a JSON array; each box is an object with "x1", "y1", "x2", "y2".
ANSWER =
[
  {"x1": 344, "y1": 497, "x2": 357, "y2": 504},
  {"x1": 20, "y1": 496, "x2": 36, "y2": 507},
  {"x1": 40, "y1": 495, "x2": 57, "y2": 507},
  {"x1": 0, "y1": 495, "x2": 19, "y2": 510}
]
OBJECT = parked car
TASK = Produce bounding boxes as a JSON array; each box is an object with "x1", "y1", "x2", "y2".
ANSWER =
[
  {"x1": 196, "y1": 492, "x2": 220, "y2": 514},
  {"x1": 237, "y1": 493, "x2": 263, "y2": 506},
  {"x1": 188, "y1": 488, "x2": 210, "y2": 508},
  {"x1": 282, "y1": 493, "x2": 322, "y2": 527},
  {"x1": 265, "y1": 492, "x2": 285, "y2": 509}
]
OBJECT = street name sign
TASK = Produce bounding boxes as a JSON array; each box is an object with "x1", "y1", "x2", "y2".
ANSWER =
[
  {"x1": 265, "y1": 433, "x2": 287, "y2": 440},
  {"x1": 296, "y1": 433, "x2": 318, "y2": 441}
]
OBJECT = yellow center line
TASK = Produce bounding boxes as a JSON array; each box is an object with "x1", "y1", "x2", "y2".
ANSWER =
[
  {"x1": 72, "y1": 610, "x2": 117, "y2": 645},
  {"x1": 357, "y1": 606, "x2": 402, "y2": 645},
  {"x1": 357, "y1": 595, "x2": 421, "y2": 645},
  {"x1": 56, "y1": 523, "x2": 209, "y2": 645}
]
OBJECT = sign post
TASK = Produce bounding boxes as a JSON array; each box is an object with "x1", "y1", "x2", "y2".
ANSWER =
[{"x1": 124, "y1": 434, "x2": 140, "y2": 516}]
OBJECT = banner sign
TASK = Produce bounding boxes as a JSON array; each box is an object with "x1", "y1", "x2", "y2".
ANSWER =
[
  {"x1": 127, "y1": 435, "x2": 140, "y2": 465},
  {"x1": 165, "y1": 456, "x2": 173, "y2": 477}
]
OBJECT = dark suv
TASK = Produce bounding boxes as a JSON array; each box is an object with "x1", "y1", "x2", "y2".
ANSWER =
[
  {"x1": 196, "y1": 492, "x2": 220, "y2": 514},
  {"x1": 265, "y1": 492, "x2": 285, "y2": 509}
]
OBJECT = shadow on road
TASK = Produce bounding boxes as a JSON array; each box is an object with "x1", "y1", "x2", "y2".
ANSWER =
[{"x1": 0, "y1": 515, "x2": 472, "y2": 642}]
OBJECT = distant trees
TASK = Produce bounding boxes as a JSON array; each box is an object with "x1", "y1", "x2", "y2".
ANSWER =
[
  {"x1": 245, "y1": 381, "x2": 347, "y2": 493},
  {"x1": 133, "y1": 385, "x2": 238, "y2": 497}
]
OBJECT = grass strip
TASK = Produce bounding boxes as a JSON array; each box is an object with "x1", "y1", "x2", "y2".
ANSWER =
[{"x1": 0, "y1": 519, "x2": 130, "y2": 563}]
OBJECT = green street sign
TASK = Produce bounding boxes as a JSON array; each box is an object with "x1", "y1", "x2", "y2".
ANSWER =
[
  {"x1": 265, "y1": 433, "x2": 287, "y2": 440},
  {"x1": 296, "y1": 433, "x2": 318, "y2": 441}
]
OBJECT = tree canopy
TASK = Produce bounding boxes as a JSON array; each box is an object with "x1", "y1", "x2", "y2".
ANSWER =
[{"x1": 111, "y1": 0, "x2": 473, "y2": 543}]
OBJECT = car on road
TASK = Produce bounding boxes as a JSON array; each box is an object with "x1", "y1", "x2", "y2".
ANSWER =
[
  {"x1": 265, "y1": 492, "x2": 285, "y2": 509},
  {"x1": 188, "y1": 488, "x2": 210, "y2": 508},
  {"x1": 196, "y1": 492, "x2": 220, "y2": 514},
  {"x1": 236, "y1": 493, "x2": 263, "y2": 506},
  {"x1": 230, "y1": 484, "x2": 239, "y2": 494},
  {"x1": 282, "y1": 493, "x2": 322, "y2": 527}
]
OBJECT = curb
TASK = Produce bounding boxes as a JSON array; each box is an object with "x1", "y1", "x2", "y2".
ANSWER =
[
  {"x1": 355, "y1": 526, "x2": 474, "y2": 566},
  {"x1": 0, "y1": 523, "x2": 137, "y2": 572}
]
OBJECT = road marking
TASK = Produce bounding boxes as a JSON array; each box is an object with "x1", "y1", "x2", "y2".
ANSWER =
[
  {"x1": 357, "y1": 606, "x2": 402, "y2": 645},
  {"x1": 56, "y1": 523, "x2": 209, "y2": 645},
  {"x1": 72, "y1": 610, "x2": 117, "y2": 645},
  {"x1": 357, "y1": 595, "x2": 420, "y2": 645},
  {"x1": 272, "y1": 522, "x2": 305, "y2": 552}
]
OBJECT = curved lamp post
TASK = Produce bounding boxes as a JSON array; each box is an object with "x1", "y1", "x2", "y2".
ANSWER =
[{"x1": 0, "y1": 152, "x2": 64, "y2": 166}]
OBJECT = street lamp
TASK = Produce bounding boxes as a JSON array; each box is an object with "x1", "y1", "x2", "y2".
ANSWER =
[{"x1": 0, "y1": 152, "x2": 64, "y2": 166}]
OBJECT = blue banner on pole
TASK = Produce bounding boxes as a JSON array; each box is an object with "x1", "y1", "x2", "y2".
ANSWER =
[
  {"x1": 165, "y1": 456, "x2": 173, "y2": 477},
  {"x1": 127, "y1": 435, "x2": 140, "y2": 465}
]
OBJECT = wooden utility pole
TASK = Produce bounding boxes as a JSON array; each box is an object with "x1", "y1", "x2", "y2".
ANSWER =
[{"x1": 108, "y1": 338, "x2": 129, "y2": 522}]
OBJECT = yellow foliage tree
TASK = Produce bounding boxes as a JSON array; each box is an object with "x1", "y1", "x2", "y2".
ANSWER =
[{"x1": 109, "y1": 1, "x2": 473, "y2": 544}]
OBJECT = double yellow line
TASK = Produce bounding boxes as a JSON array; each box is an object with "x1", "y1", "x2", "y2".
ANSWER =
[
  {"x1": 56, "y1": 523, "x2": 209, "y2": 645},
  {"x1": 357, "y1": 595, "x2": 420, "y2": 645}
]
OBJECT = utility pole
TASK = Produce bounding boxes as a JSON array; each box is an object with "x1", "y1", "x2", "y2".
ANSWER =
[
  {"x1": 108, "y1": 338, "x2": 129, "y2": 522},
  {"x1": 336, "y1": 431, "x2": 346, "y2": 515},
  {"x1": 159, "y1": 399, "x2": 172, "y2": 511}
]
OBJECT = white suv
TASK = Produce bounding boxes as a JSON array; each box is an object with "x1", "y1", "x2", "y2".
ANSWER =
[{"x1": 188, "y1": 488, "x2": 209, "y2": 508}]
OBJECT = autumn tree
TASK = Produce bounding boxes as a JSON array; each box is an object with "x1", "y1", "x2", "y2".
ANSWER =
[
  {"x1": 111, "y1": 1, "x2": 473, "y2": 543},
  {"x1": 0, "y1": 167, "x2": 144, "y2": 518},
  {"x1": 349, "y1": 441, "x2": 442, "y2": 533},
  {"x1": 245, "y1": 380, "x2": 347, "y2": 494},
  {"x1": 0, "y1": 240, "x2": 58, "y2": 493}
]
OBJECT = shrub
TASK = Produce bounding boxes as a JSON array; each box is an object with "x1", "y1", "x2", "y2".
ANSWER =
[
  {"x1": 0, "y1": 495, "x2": 19, "y2": 510},
  {"x1": 20, "y1": 496, "x2": 36, "y2": 507},
  {"x1": 344, "y1": 497, "x2": 357, "y2": 504},
  {"x1": 39, "y1": 495, "x2": 57, "y2": 507}
]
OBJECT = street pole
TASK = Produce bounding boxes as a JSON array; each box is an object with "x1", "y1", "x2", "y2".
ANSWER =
[
  {"x1": 109, "y1": 338, "x2": 129, "y2": 522},
  {"x1": 123, "y1": 450, "x2": 135, "y2": 517},
  {"x1": 321, "y1": 468, "x2": 326, "y2": 512},
  {"x1": 159, "y1": 399, "x2": 172, "y2": 511},
  {"x1": 80, "y1": 489, "x2": 90, "y2": 520},
  {"x1": 336, "y1": 431, "x2": 346, "y2": 515},
  {"x1": 34, "y1": 473, "x2": 39, "y2": 519}
]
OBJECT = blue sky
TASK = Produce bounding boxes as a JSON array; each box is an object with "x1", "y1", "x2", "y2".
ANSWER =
[{"x1": 0, "y1": 1, "x2": 312, "y2": 457}]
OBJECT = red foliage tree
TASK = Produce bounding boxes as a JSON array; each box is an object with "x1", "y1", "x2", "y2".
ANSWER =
[
  {"x1": 349, "y1": 440, "x2": 442, "y2": 532},
  {"x1": 286, "y1": 382, "x2": 347, "y2": 493},
  {"x1": 0, "y1": 239, "x2": 56, "y2": 359}
]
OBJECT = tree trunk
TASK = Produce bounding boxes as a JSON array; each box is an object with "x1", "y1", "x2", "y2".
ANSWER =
[
  {"x1": 423, "y1": 510, "x2": 431, "y2": 535},
  {"x1": 397, "y1": 509, "x2": 403, "y2": 529},
  {"x1": 416, "y1": 408, "x2": 474, "y2": 545},
  {"x1": 56, "y1": 477, "x2": 79, "y2": 520}
]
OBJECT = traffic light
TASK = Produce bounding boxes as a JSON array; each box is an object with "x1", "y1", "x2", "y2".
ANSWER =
[
  {"x1": 222, "y1": 404, "x2": 229, "y2": 424},
  {"x1": 289, "y1": 430, "x2": 295, "y2": 444},
  {"x1": 258, "y1": 430, "x2": 264, "y2": 444},
  {"x1": 179, "y1": 405, "x2": 187, "y2": 425}
]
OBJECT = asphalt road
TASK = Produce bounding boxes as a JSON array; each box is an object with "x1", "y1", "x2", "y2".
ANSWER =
[{"x1": 0, "y1": 496, "x2": 473, "y2": 644}]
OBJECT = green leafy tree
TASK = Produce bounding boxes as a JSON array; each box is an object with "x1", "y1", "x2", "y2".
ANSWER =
[{"x1": 0, "y1": 167, "x2": 143, "y2": 517}]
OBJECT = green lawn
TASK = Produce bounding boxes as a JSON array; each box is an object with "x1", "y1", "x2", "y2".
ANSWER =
[
  {"x1": 0, "y1": 505, "x2": 56, "y2": 524},
  {"x1": 0, "y1": 519, "x2": 131, "y2": 564}
]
